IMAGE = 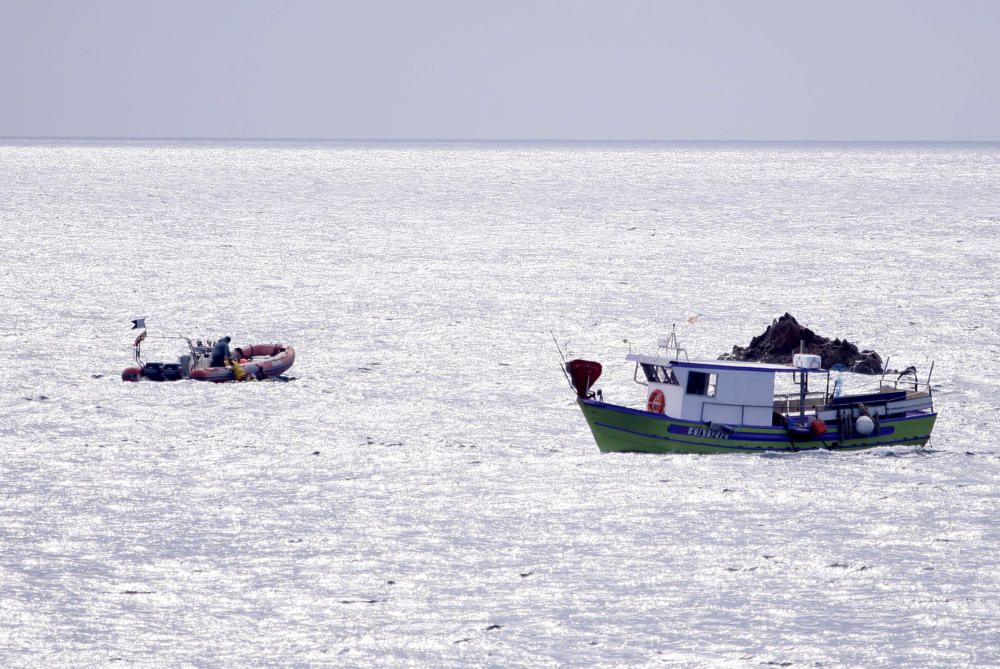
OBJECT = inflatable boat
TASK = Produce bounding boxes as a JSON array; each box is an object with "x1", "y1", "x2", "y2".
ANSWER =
[
  {"x1": 190, "y1": 344, "x2": 295, "y2": 382},
  {"x1": 122, "y1": 332, "x2": 295, "y2": 382}
]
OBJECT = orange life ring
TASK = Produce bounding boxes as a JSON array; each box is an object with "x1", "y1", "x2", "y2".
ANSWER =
[{"x1": 647, "y1": 389, "x2": 665, "y2": 414}]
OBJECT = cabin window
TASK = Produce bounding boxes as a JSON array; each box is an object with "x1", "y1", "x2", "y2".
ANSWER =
[
  {"x1": 686, "y1": 371, "x2": 718, "y2": 397},
  {"x1": 641, "y1": 363, "x2": 678, "y2": 384}
]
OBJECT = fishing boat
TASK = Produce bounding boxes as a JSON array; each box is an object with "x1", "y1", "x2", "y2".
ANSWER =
[
  {"x1": 566, "y1": 328, "x2": 936, "y2": 454},
  {"x1": 121, "y1": 329, "x2": 295, "y2": 382}
]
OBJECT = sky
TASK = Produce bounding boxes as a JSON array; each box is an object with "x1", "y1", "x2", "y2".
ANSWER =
[{"x1": 1, "y1": 0, "x2": 998, "y2": 141}]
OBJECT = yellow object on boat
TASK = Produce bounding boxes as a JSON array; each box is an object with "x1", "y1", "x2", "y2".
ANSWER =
[{"x1": 228, "y1": 359, "x2": 247, "y2": 381}]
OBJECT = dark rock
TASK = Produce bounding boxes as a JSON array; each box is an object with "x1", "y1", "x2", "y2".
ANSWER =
[{"x1": 720, "y1": 313, "x2": 884, "y2": 374}]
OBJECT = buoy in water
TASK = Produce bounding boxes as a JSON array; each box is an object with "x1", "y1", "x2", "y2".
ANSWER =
[{"x1": 855, "y1": 415, "x2": 875, "y2": 436}]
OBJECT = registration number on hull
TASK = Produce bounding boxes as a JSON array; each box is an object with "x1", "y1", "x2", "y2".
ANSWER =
[{"x1": 687, "y1": 427, "x2": 730, "y2": 439}]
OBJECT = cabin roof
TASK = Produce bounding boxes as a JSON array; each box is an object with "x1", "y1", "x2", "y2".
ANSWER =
[{"x1": 626, "y1": 354, "x2": 826, "y2": 374}]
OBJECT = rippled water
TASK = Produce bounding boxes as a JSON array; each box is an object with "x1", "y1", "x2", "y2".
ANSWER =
[{"x1": 1, "y1": 140, "x2": 998, "y2": 667}]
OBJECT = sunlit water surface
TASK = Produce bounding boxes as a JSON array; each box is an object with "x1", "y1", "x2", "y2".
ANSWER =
[{"x1": 1, "y1": 141, "x2": 998, "y2": 667}]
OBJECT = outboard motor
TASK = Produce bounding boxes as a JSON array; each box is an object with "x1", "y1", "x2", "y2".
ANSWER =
[
  {"x1": 142, "y1": 362, "x2": 164, "y2": 381},
  {"x1": 161, "y1": 363, "x2": 184, "y2": 381},
  {"x1": 137, "y1": 362, "x2": 184, "y2": 382}
]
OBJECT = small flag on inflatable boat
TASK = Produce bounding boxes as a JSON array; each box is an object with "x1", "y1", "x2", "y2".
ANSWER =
[{"x1": 131, "y1": 318, "x2": 146, "y2": 330}]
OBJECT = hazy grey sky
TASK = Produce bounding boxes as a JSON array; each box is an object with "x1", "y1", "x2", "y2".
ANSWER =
[{"x1": 2, "y1": 0, "x2": 998, "y2": 140}]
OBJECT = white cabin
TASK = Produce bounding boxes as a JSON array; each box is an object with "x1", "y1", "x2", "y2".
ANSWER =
[{"x1": 626, "y1": 355, "x2": 816, "y2": 426}]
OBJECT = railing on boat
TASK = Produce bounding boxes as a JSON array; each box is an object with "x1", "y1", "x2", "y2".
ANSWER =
[
  {"x1": 773, "y1": 391, "x2": 829, "y2": 416},
  {"x1": 776, "y1": 361, "x2": 935, "y2": 417}
]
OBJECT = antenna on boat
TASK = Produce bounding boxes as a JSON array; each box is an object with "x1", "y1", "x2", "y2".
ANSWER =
[
  {"x1": 129, "y1": 317, "x2": 148, "y2": 368},
  {"x1": 657, "y1": 324, "x2": 688, "y2": 362},
  {"x1": 879, "y1": 356, "x2": 891, "y2": 388},
  {"x1": 550, "y1": 330, "x2": 574, "y2": 391}
]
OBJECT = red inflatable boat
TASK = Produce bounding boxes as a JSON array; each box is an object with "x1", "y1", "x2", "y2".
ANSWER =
[{"x1": 122, "y1": 334, "x2": 295, "y2": 382}]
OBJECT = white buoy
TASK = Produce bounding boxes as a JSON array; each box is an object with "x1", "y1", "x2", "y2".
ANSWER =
[{"x1": 855, "y1": 415, "x2": 875, "y2": 436}]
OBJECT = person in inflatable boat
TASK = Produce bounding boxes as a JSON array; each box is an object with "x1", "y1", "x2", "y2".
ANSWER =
[{"x1": 210, "y1": 336, "x2": 233, "y2": 367}]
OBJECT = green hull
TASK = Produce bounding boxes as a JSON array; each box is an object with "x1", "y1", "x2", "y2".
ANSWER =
[{"x1": 578, "y1": 399, "x2": 936, "y2": 454}]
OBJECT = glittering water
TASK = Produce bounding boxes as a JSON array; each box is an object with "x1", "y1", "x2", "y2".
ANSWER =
[{"x1": 1, "y1": 140, "x2": 998, "y2": 667}]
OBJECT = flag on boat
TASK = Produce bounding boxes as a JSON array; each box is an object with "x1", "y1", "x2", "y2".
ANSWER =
[{"x1": 131, "y1": 318, "x2": 146, "y2": 330}]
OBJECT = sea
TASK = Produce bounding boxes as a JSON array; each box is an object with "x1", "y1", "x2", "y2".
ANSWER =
[{"x1": 1, "y1": 140, "x2": 998, "y2": 667}]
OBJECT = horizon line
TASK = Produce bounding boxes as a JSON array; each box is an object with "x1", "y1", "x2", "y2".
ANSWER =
[{"x1": 2, "y1": 135, "x2": 1000, "y2": 145}]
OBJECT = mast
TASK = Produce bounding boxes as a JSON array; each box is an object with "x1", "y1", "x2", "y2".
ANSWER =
[
  {"x1": 658, "y1": 324, "x2": 688, "y2": 362},
  {"x1": 798, "y1": 339, "x2": 806, "y2": 418}
]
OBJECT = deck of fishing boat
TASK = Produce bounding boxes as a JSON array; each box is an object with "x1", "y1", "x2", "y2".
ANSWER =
[{"x1": 775, "y1": 386, "x2": 933, "y2": 416}]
